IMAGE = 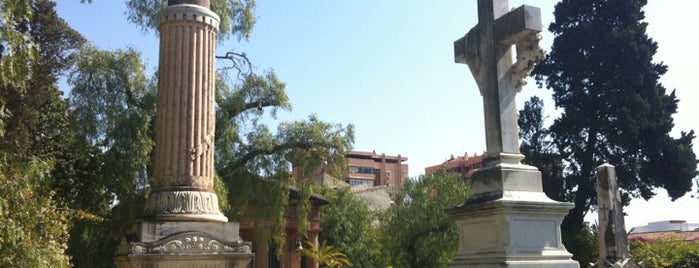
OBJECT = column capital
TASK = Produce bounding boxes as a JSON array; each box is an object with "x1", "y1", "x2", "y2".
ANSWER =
[
  {"x1": 168, "y1": 0, "x2": 210, "y2": 8},
  {"x1": 159, "y1": 3, "x2": 220, "y2": 29}
]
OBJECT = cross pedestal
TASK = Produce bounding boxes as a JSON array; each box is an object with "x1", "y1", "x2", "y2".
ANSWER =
[{"x1": 447, "y1": 1, "x2": 578, "y2": 267}]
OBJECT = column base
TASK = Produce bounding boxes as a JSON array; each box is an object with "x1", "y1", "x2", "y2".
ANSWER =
[
  {"x1": 114, "y1": 221, "x2": 253, "y2": 268},
  {"x1": 142, "y1": 190, "x2": 229, "y2": 222}
]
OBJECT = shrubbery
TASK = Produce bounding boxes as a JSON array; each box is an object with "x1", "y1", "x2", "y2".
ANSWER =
[{"x1": 630, "y1": 239, "x2": 699, "y2": 268}]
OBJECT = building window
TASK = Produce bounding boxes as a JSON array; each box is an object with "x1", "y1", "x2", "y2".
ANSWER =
[
  {"x1": 385, "y1": 171, "x2": 391, "y2": 179},
  {"x1": 349, "y1": 166, "x2": 374, "y2": 174},
  {"x1": 348, "y1": 178, "x2": 373, "y2": 186}
]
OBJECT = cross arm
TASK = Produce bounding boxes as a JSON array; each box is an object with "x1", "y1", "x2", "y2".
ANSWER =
[
  {"x1": 454, "y1": 26, "x2": 479, "y2": 64},
  {"x1": 493, "y1": 5, "x2": 541, "y2": 45},
  {"x1": 454, "y1": 5, "x2": 541, "y2": 64}
]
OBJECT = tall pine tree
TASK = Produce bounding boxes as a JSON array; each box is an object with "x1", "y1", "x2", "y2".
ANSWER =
[{"x1": 533, "y1": 0, "x2": 698, "y2": 231}]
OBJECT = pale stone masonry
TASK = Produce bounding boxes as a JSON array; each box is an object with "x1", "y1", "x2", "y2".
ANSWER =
[{"x1": 447, "y1": 0, "x2": 578, "y2": 267}]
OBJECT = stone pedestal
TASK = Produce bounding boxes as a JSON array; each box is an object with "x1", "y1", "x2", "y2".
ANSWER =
[
  {"x1": 447, "y1": 162, "x2": 579, "y2": 268},
  {"x1": 115, "y1": 221, "x2": 253, "y2": 268}
]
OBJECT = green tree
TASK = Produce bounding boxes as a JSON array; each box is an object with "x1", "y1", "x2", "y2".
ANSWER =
[
  {"x1": 3, "y1": 0, "x2": 90, "y2": 211},
  {"x1": 219, "y1": 113, "x2": 354, "y2": 252},
  {"x1": 630, "y1": 239, "x2": 699, "y2": 267},
  {"x1": 318, "y1": 187, "x2": 384, "y2": 267},
  {"x1": 67, "y1": 45, "x2": 155, "y2": 267},
  {"x1": 518, "y1": 96, "x2": 566, "y2": 201},
  {"x1": 0, "y1": 155, "x2": 71, "y2": 267},
  {"x1": 533, "y1": 0, "x2": 698, "y2": 233},
  {"x1": 68, "y1": 45, "x2": 155, "y2": 197},
  {"x1": 0, "y1": 0, "x2": 37, "y2": 92},
  {"x1": 561, "y1": 223, "x2": 598, "y2": 266},
  {"x1": 0, "y1": 0, "x2": 80, "y2": 266},
  {"x1": 518, "y1": 97, "x2": 598, "y2": 265},
  {"x1": 1, "y1": 0, "x2": 83, "y2": 159},
  {"x1": 380, "y1": 169, "x2": 469, "y2": 268}
]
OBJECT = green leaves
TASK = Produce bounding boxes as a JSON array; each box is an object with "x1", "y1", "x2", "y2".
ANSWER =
[
  {"x1": 68, "y1": 45, "x2": 155, "y2": 198},
  {"x1": 0, "y1": 153, "x2": 71, "y2": 268},
  {"x1": 518, "y1": 97, "x2": 567, "y2": 202},
  {"x1": 217, "y1": 70, "x2": 291, "y2": 127},
  {"x1": 380, "y1": 170, "x2": 469, "y2": 268},
  {"x1": 319, "y1": 187, "x2": 383, "y2": 267},
  {"x1": 0, "y1": 1, "x2": 85, "y2": 266},
  {"x1": 0, "y1": 0, "x2": 38, "y2": 92},
  {"x1": 299, "y1": 240, "x2": 351, "y2": 268},
  {"x1": 212, "y1": 0, "x2": 256, "y2": 41},
  {"x1": 630, "y1": 238, "x2": 699, "y2": 267}
]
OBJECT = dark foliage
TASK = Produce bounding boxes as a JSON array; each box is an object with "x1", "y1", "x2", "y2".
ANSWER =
[{"x1": 532, "y1": 0, "x2": 698, "y2": 232}]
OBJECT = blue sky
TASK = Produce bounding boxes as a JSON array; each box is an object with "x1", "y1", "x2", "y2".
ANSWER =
[{"x1": 55, "y1": 1, "x2": 698, "y2": 229}]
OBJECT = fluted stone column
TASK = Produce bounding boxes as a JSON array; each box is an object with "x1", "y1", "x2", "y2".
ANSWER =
[
  {"x1": 115, "y1": 1, "x2": 253, "y2": 267},
  {"x1": 142, "y1": 1, "x2": 225, "y2": 222}
]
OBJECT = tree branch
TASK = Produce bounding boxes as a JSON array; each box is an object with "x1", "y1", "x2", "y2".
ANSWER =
[
  {"x1": 223, "y1": 100, "x2": 281, "y2": 119},
  {"x1": 233, "y1": 140, "x2": 336, "y2": 168},
  {"x1": 216, "y1": 51, "x2": 253, "y2": 81},
  {"x1": 123, "y1": 85, "x2": 146, "y2": 109}
]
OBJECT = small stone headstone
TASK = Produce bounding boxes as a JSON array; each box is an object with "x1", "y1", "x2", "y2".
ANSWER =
[{"x1": 595, "y1": 164, "x2": 640, "y2": 267}]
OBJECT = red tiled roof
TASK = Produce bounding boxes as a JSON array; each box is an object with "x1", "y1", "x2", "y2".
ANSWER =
[
  {"x1": 350, "y1": 184, "x2": 391, "y2": 194},
  {"x1": 629, "y1": 231, "x2": 699, "y2": 242},
  {"x1": 425, "y1": 152, "x2": 486, "y2": 174}
]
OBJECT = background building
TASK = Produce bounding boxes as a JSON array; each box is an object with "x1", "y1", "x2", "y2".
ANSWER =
[
  {"x1": 629, "y1": 220, "x2": 699, "y2": 242},
  {"x1": 351, "y1": 185, "x2": 394, "y2": 210},
  {"x1": 345, "y1": 150, "x2": 408, "y2": 193},
  {"x1": 424, "y1": 152, "x2": 486, "y2": 178}
]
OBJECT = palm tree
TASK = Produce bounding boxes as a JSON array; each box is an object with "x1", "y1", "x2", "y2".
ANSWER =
[{"x1": 299, "y1": 240, "x2": 350, "y2": 268}]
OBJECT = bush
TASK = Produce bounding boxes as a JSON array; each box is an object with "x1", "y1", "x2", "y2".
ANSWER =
[
  {"x1": 630, "y1": 239, "x2": 699, "y2": 268},
  {"x1": 562, "y1": 224, "x2": 598, "y2": 267}
]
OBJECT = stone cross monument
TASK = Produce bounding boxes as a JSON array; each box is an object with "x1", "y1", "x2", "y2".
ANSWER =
[
  {"x1": 114, "y1": 1, "x2": 253, "y2": 267},
  {"x1": 595, "y1": 164, "x2": 639, "y2": 267},
  {"x1": 446, "y1": 0, "x2": 578, "y2": 267}
]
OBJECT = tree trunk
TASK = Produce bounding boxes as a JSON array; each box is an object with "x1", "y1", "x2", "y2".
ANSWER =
[{"x1": 563, "y1": 126, "x2": 598, "y2": 232}]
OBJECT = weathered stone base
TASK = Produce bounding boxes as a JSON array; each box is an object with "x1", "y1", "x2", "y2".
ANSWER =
[
  {"x1": 115, "y1": 254, "x2": 252, "y2": 268},
  {"x1": 447, "y1": 163, "x2": 578, "y2": 268},
  {"x1": 142, "y1": 191, "x2": 229, "y2": 222},
  {"x1": 115, "y1": 221, "x2": 253, "y2": 268}
]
